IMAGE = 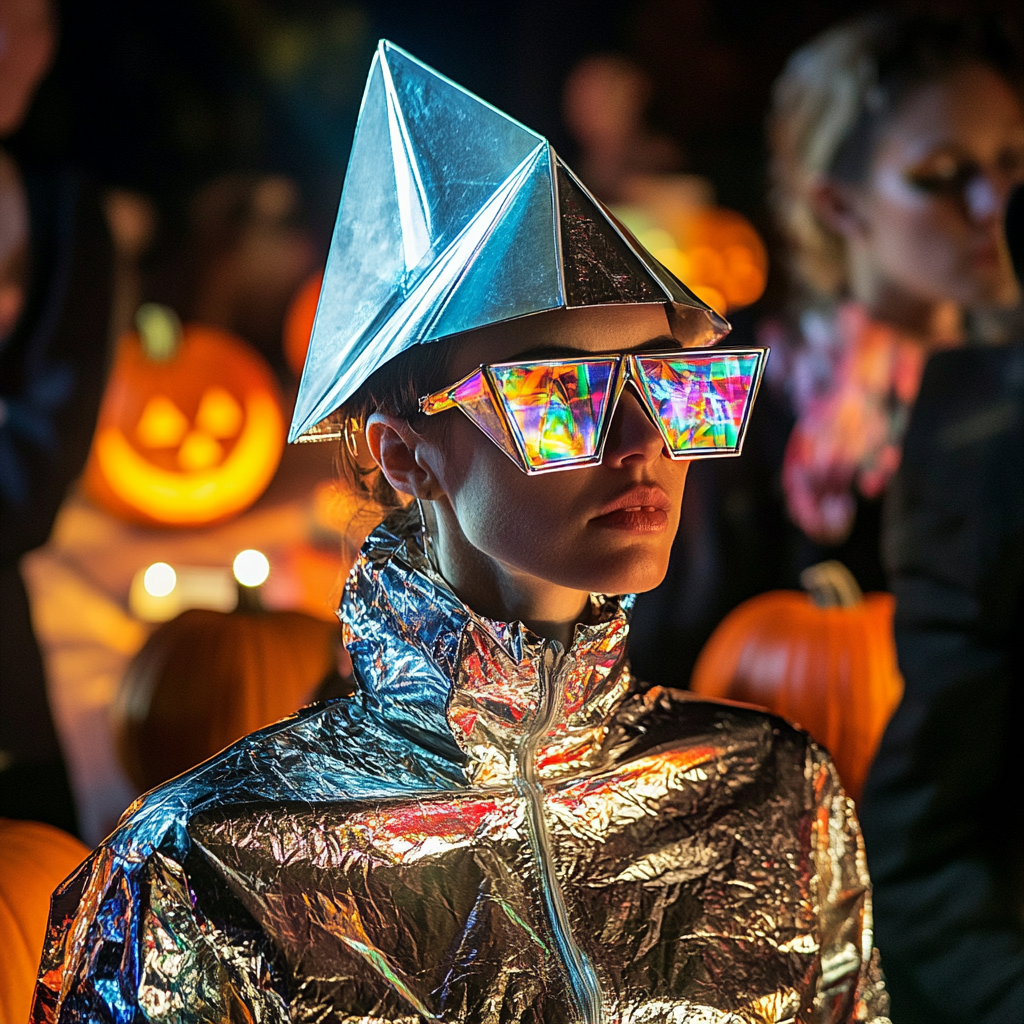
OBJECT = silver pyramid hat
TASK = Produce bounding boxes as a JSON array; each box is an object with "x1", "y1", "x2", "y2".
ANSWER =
[{"x1": 290, "y1": 40, "x2": 729, "y2": 442}]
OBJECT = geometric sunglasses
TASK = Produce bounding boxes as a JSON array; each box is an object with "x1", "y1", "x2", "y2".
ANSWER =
[{"x1": 420, "y1": 347, "x2": 768, "y2": 475}]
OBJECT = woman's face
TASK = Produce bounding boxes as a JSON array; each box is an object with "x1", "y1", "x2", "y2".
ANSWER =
[
  {"x1": 850, "y1": 62, "x2": 1024, "y2": 311},
  {"x1": 379, "y1": 305, "x2": 693, "y2": 605}
]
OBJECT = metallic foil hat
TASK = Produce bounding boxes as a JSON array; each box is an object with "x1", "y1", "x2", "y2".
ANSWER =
[{"x1": 290, "y1": 40, "x2": 730, "y2": 442}]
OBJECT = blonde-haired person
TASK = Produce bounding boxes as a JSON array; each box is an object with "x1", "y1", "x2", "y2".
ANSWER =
[{"x1": 767, "y1": 11, "x2": 1024, "y2": 584}]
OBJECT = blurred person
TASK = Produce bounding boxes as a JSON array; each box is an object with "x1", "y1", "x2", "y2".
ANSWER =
[
  {"x1": 140, "y1": 173, "x2": 317, "y2": 380},
  {"x1": 188, "y1": 174, "x2": 316, "y2": 376},
  {"x1": 0, "y1": 0, "x2": 53, "y2": 138},
  {"x1": 768, "y1": 10, "x2": 1024, "y2": 589},
  {"x1": 562, "y1": 54, "x2": 682, "y2": 203},
  {"x1": 636, "y1": 11, "x2": 1024, "y2": 694},
  {"x1": 33, "y1": 44, "x2": 890, "y2": 1022},
  {"x1": 856, "y1": 184, "x2": 1024, "y2": 1023},
  {"x1": 1, "y1": 0, "x2": 113, "y2": 834}
]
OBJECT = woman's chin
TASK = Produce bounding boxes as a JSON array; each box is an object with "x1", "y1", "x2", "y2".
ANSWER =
[{"x1": 564, "y1": 544, "x2": 671, "y2": 597}]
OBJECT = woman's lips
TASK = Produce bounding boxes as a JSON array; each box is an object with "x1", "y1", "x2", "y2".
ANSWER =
[
  {"x1": 592, "y1": 507, "x2": 669, "y2": 532},
  {"x1": 591, "y1": 486, "x2": 670, "y2": 533}
]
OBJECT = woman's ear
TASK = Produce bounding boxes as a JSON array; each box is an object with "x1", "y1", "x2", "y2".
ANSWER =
[
  {"x1": 809, "y1": 175, "x2": 869, "y2": 241},
  {"x1": 365, "y1": 413, "x2": 443, "y2": 500}
]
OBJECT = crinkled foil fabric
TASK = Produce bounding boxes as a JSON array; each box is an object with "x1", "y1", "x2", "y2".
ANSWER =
[{"x1": 33, "y1": 516, "x2": 889, "y2": 1023}]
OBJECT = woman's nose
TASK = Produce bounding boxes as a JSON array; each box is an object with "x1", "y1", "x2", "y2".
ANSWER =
[{"x1": 602, "y1": 385, "x2": 667, "y2": 467}]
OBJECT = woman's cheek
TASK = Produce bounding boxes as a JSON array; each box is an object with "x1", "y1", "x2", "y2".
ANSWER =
[{"x1": 872, "y1": 197, "x2": 967, "y2": 300}]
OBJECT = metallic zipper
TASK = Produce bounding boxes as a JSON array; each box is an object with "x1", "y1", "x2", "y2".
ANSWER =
[{"x1": 514, "y1": 642, "x2": 603, "y2": 1024}]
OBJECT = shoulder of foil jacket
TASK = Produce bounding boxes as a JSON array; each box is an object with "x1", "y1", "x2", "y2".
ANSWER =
[
  {"x1": 31, "y1": 696, "x2": 469, "y2": 1023},
  {"x1": 107, "y1": 694, "x2": 464, "y2": 863},
  {"x1": 608, "y1": 683, "x2": 814, "y2": 774}
]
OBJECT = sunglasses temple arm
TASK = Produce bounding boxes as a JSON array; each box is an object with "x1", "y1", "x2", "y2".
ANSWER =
[{"x1": 419, "y1": 389, "x2": 457, "y2": 416}]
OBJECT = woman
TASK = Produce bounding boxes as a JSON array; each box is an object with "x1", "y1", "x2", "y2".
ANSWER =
[
  {"x1": 632, "y1": 11, "x2": 1024, "y2": 691},
  {"x1": 770, "y1": 11, "x2": 1024, "y2": 585},
  {"x1": 33, "y1": 42, "x2": 889, "y2": 1022}
]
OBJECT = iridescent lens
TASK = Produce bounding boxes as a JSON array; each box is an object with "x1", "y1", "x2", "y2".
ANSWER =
[
  {"x1": 490, "y1": 359, "x2": 617, "y2": 469},
  {"x1": 448, "y1": 369, "x2": 521, "y2": 462},
  {"x1": 634, "y1": 352, "x2": 760, "y2": 454}
]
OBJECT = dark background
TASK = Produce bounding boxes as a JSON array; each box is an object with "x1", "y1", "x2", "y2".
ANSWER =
[{"x1": 16, "y1": 0, "x2": 1020, "y2": 301}]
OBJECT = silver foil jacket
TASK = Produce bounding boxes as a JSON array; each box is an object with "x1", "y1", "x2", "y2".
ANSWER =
[{"x1": 33, "y1": 514, "x2": 890, "y2": 1023}]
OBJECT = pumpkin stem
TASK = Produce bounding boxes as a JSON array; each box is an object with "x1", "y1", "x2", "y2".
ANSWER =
[
  {"x1": 800, "y1": 560, "x2": 863, "y2": 608},
  {"x1": 235, "y1": 580, "x2": 265, "y2": 613},
  {"x1": 136, "y1": 303, "x2": 182, "y2": 361}
]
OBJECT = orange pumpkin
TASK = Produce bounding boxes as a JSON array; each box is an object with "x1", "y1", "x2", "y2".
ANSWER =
[
  {"x1": 677, "y1": 207, "x2": 768, "y2": 312},
  {"x1": 690, "y1": 561, "x2": 903, "y2": 800},
  {"x1": 113, "y1": 603, "x2": 339, "y2": 791},
  {"x1": 283, "y1": 269, "x2": 323, "y2": 377},
  {"x1": 0, "y1": 819, "x2": 90, "y2": 1024},
  {"x1": 84, "y1": 304, "x2": 286, "y2": 526}
]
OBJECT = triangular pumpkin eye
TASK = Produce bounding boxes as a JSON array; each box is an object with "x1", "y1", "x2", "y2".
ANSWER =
[
  {"x1": 137, "y1": 396, "x2": 189, "y2": 448},
  {"x1": 196, "y1": 387, "x2": 244, "y2": 439}
]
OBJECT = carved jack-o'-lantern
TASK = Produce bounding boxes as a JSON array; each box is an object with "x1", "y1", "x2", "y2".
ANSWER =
[{"x1": 84, "y1": 305, "x2": 285, "y2": 526}]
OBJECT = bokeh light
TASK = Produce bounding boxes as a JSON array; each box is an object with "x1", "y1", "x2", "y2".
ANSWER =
[
  {"x1": 616, "y1": 202, "x2": 768, "y2": 315},
  {"x1": 143, "y1": 562, "x2": 177, "y2": 597},
  {"x1": 233, "y1": 549, "x2": 270, "y2": 588}
]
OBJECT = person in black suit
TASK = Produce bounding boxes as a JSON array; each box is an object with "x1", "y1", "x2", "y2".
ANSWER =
[{"x1": 859, "y1": 185, "x2": 1024, "y2": 1023}]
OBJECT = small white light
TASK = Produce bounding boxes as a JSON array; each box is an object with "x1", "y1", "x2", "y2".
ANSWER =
[
  {"x1": 233, "y1": 549, "x2": 270, "y2": 588},
  {"x1": 143, "y1": 562, "x2": 177, "y2": 598}
]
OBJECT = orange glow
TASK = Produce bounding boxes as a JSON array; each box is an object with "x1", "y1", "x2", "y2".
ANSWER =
[
  {"x1": 135, "y1": 395, "x2": 189, "y2": 447},
  {"x1": 283, "y1": 270, "x2": 324, "y2": 377},
  {"x1": 677, "y1": 209, "x2": 768, "y2": 313},
  {"x1": 687, "y1": 283, "x2": 727, "y2": 316},
  {"x1": 195, "y1": 386, "x2": 244, "y2": 437},
  {"x1": 92, "y1": 392, "x2": 283, "y2": 525},
  {"x1": 85, "y1": 321, "x2": 286, "y2": 527},
  {"x1": 616, "y1": 198, "x2": 768, "y2": 314}
]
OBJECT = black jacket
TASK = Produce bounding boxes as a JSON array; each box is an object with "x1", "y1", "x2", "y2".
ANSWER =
[{"x1": 861, "y1": 342, "x2": 1024, "y2": 1023}]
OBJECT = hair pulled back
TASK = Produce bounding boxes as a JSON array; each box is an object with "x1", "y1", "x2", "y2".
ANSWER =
[{"x1": 330, "y1": 340, "x2": 456, "y2": 513}]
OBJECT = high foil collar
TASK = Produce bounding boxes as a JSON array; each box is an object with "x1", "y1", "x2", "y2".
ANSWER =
[{"x1": 341, "y1": 511, "x2": 636, "y2": 786}]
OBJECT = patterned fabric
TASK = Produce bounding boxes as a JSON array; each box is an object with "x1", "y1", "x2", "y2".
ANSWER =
[{"x1": 768, "y1": 302, "x2": 956, "y2": 544}]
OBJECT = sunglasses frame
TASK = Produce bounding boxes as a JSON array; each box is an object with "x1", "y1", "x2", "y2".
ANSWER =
[{"x1": 419, "y1": 346, "x2": 768, "y2": 476}]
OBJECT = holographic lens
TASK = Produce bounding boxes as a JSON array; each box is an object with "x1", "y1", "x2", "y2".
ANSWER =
[{"x1": 419, "y1": 348, "x2": 767, "y2": 475}]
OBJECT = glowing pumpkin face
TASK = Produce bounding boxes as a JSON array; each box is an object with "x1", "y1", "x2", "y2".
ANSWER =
[{"x1": 84, "y1": 310, "x2": 285, "y2": 526}]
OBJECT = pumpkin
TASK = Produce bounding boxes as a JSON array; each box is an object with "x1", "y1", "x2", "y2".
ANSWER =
[
  {"x1": 283, "y1": 269, "x2": 323, "y2": 377},
  {"x1": 0, "y1": 819, "x2": 90, "y2": 1024},
  {"x1": 678, "y1": 207, "x2": 768, "y2": 311},
  {"x1": 84, "y1": 304, "x2": 286, "y2": 526},
  {"x1": 690, "y1": 561, "x2": 903, "y2": 800},
  {"x1": 615, "y1": 203, "x2": 767, "y2": 316},
  {"x1": 113, "y1": 601, "x2": 340, "y2": 791}
]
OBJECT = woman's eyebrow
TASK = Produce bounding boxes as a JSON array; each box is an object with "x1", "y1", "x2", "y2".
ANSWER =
[{"x1": 506, "y1": 335, "x2": 680, "y2": 361}]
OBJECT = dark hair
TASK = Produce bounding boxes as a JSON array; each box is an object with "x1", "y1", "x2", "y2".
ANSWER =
[
  {"x1": 332, "y1": 338, "x2": 458, "y2": 512},
  {"x1": 770, "y1": 11, "x2": 1023, "y2": 298}
]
